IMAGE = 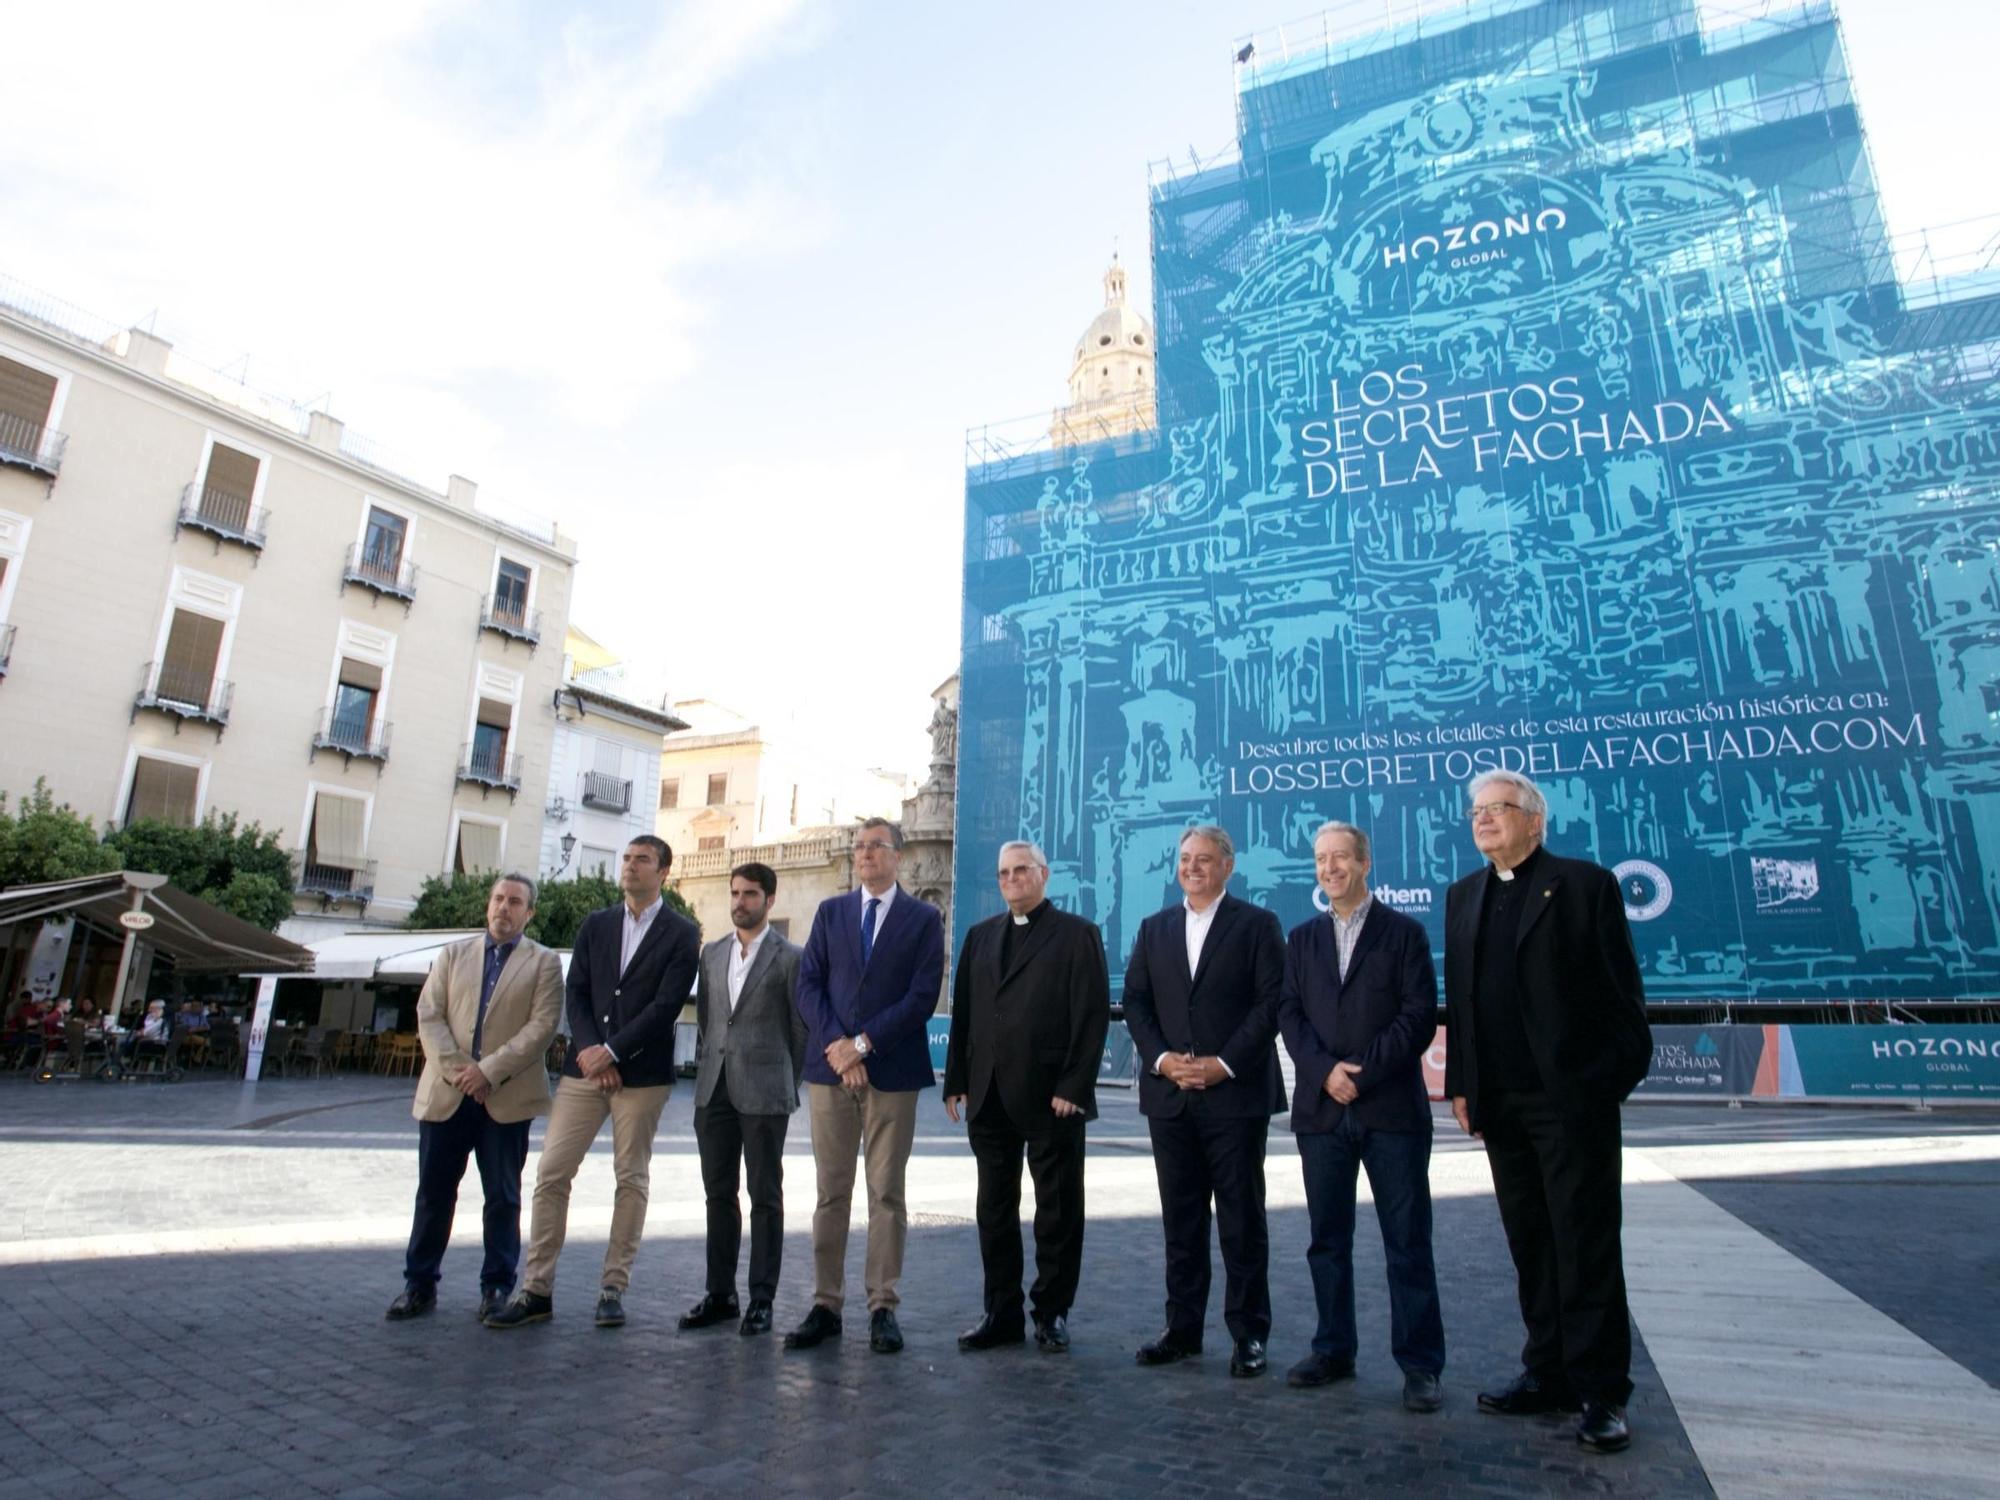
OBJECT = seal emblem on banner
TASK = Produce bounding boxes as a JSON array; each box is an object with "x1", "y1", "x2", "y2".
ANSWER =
[{"x1": 1613, "y1": 859, "x2": 1673, "y2": 922}]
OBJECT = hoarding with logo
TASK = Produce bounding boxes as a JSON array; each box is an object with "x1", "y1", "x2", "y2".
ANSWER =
[{"x1": 958, "y1": 0, "x2": 2000, "y2": 1003}]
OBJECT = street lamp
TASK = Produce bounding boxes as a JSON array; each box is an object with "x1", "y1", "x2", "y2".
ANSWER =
[{"x1": 551, "y1": 831, "x2": 576, "y2": 879}]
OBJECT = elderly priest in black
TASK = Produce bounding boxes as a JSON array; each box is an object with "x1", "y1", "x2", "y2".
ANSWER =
[
  {"x1": 1444, "y1": 771, "x2": 1651, "y2": 1453},
  {"x1": 945, "y1": 840, "x2": 1111, "y2": 1355},
  {"x1": 1120, "y1": 823, "x2": 1287, "y2": 1379}
]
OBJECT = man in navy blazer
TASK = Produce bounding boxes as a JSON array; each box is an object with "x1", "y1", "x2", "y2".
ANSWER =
[
  {"x1": 1121, "y1": 825, "x2": 1286, "y2": 1378},
  {"x1": 784, "y1": 817, "x2": 945, "y2": 1356},
  {"x1": 487, "y1": 835, "x2": 699, "y2": 1332},
  {"x1": 1277, "y1": 820, "x2": 1445, "y2": 1412}
]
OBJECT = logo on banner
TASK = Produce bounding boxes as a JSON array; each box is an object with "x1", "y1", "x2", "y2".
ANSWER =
[
  {"x1": 1613, "y1": 860, "x2": 1673, "y2": 922},
  {"x1": 1312, "y1": 883, "x2": 1433, "y2": 914},
  {"x1": 1751, "y1": 856, "x2": 1821, "y2": 911}
]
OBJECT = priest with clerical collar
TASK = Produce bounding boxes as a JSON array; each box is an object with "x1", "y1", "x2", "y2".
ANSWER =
[
  {"x1": 944, "y1": 840, "x2": 1110, "y2": 1356},
  {"x1": 1442, "y1": 771, "x2": 1652, "y2": 1455}
]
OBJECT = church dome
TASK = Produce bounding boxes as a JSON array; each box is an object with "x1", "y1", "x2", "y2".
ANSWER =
[
  {"x1": 1071, "y1": 258, "x2": 1153, "y2": 365},
  {"x1": 1052, "y1": 255, "x2": 1158, "y2": 445}
]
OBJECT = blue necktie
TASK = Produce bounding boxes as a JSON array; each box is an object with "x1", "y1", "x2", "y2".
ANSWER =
[
  {"x1": 860, "y1": 897, "x2": 880, "y2": 966},
  {"x1": 472, "y1": 943, "x2": 508, "y2": 1060}
]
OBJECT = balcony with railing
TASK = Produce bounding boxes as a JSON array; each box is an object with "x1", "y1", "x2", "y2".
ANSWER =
[
  {"x1": 132, "y1": 660, "x2": 232, "y2": 733},
  {"x1": 580, "y1": 770, "x2": 633, "y2": 813},
  {"x1": 310, "y1": 706, "x2": 391, "y2": 766},
  {"x1": 293, "y1": 853, "x2": 376, "y2": 913},
  {"x1": 0, "y1": 622, "x2": 14, "y2": 677},
  {"x1": 340, "y1": 542, "x2": 419, "y2": 603},
  {"x1": 176, "y1": 483, "x2": 268, "y2": 552},
  {"x1": 0, "y1": 411, "x2": 65, "y2": 477},
  {"x1": 479, "y1": 593, "x2": 541, "y2": 648},
  {"x1": 458, "y1": 741, "x2": 523, "y2": 796}
]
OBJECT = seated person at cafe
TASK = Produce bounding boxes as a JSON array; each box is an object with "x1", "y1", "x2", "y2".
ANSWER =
[{"x1": 126, "y1": 1001, "x2": 171, "y2": 1061}]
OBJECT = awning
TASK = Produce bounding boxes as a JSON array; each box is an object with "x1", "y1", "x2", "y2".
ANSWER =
[
  {"x1": 295, "y1": 929, "x2": 483, "y2": 981},
  {"x1": 0, "y1": 872, "x2": 315, "y2": 974}
]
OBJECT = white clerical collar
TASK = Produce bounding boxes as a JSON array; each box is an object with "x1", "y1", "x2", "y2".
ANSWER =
[
  {"x1": 1011, "y1": 912, "x2": 1030, "y2": 926},
  {"x1": 1495, "y1": 866, "x2": 1516, "y2": 882}
]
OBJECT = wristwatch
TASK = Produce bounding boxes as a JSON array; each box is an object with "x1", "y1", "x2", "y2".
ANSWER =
[{"x1": 853, "y1": 1034, "x2": 873, "y2": 1058}]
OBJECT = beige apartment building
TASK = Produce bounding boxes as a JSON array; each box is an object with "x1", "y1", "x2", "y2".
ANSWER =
[{"x1": 0, "y1": 279, "x2": 575, "y2": 939}]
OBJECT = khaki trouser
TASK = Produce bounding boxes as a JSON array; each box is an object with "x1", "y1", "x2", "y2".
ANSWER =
[
  {"x1": 808, "y1": 1081, "x2": 919, "y2": 1314},
  {"x1": 521, "y1": 1075, "x2": 670, "y2": 1296}
]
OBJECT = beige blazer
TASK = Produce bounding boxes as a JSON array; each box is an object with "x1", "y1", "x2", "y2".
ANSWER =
[{"x1": 411, "y1": 934, "x2": 564, "y2": 1124}]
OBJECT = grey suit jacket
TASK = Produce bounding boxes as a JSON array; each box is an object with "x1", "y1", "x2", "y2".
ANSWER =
[{"x1": 693, "y1": 929, "x2": 806, "y2": 1115}]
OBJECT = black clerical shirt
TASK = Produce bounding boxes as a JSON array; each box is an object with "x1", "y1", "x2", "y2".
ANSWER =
[
  {"x1": 1000, "y1": 899, "x2": 1049, "y2": 973},
  {"x1": 1473, "y1": 844, "x2": 1544, "y2": 1093}
]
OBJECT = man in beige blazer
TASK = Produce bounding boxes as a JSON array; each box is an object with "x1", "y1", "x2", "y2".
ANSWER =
[{"x1": 387, "y1": 872, "x2": 563, "y2": 1322}]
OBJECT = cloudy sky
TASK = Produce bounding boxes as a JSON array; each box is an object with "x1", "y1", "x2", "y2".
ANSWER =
[{"x1": 2, "y1": 0, "x2": 1990, "y2": 778}]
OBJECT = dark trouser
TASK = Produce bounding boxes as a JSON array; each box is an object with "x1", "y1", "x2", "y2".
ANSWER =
[
  {"x1": 403, "y1": 1095, "x2": 532, "y2": 1293},
  {"x1": 1297, "y1": 1114, "x2": 1445, "y2": 1373},
  {"x1": 966, "y1": 1095, "x2": 1086, "y2": 1325},
  {"x1": 1147, "y1": 1104, "x2": 1272, "y2": 1344},
  {"x1": 1481, "y1": 1088, "x2": 1632, "y2": 1405},
  {"x1": 694, "y1": 1074, "x2": 791, "y2": 1303}
]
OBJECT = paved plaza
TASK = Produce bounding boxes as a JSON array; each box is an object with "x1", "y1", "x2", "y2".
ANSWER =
[{"x1": 1, "y1": 1075, "x2": 1996, "y2": 1499}]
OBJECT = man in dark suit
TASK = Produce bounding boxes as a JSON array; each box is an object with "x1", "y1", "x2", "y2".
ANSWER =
[
  {"x1": 1444, "y1": 771, "x2": 1651, "y2": 1453},
  {"x1": 785, "y1": 817, "x2": 945, "y2": 1356},
  {"x1": 944, "y1": 841, "x2": 1110, "y2": 1355},
  {"x1": 388, "y1": 872, "x2": 563, "y2": 1323},
  {"x1": 1277, "y1": 822, "x2": 1445, "y2": 1411},
  {"x1": 487, "y1": 835, "x2": 700, "y2": 1331},
  {"x1": 1121, "y1": 824, "x2": 1285, "y2": 1377},
  {"x1": 680, "y1": 861, "x2": 806, "y2": 1338}
]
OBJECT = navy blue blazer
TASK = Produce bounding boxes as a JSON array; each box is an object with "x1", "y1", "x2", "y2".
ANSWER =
[
  {"x1": 565, "y1": 900, "x2": 701, "y2": 1090},
  {"x1": 1278, "y1": 901, "x2": 1438, "y2": 1135},
  {"x1": 796, "y1": 885, "x2": 944, "y2": 1092},
  {"x1": 1121, "y1": 892, "x2": 1286, "y2": 1119}
]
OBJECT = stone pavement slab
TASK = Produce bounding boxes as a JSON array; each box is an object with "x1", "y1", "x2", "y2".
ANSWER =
[{"x1": 0, "y1": 1077, "x2": 1713, "y2": 1497}]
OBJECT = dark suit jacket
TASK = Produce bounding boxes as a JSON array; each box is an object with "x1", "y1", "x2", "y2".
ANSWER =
[
  {"x1": 1278, "y1": 902, "x2": 1438, "y2": 1135},
  {"x1": 944, "y1": 905, "x2": 1111, "y2": 1129},
  {"x1": 565, "y1": 900, "x2": 701, "y2": 1090},
  {"x1": 693, "y1": 931, "x2": 806, "y2": 1115},
  {"x1": 797, "y1": 885, "x2": 944, "y2": 1092},
  {"x1": 1442, "y1": 849, "x2": 1651, "y2": 1128},
  {"x1": 1121, "y1": 893, "x2": 1285, "y2": 1119}
]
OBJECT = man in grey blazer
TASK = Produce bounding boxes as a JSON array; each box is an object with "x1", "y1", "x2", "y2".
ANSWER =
[{"x1": 680, "y1": 862, "x2": 807, "y2": 1337}]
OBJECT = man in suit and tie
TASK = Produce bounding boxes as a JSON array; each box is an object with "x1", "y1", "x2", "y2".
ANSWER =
[
  {"x1": 1122, "y1": 824, "x2": 1286, "y2": 1377},
  {"x1": 945, "y1": 841, "x2": 1110, "y2": 1354},
  {"x1": 680, "y1": 861, "x2": 806, "y2": 1337},
  {"x1": 388, "y1": 872, "x2": 564, "y2": 1322},
  {"x1": 1444, "y1": 771, "x2": 1650, "y2": 1453},
  {"x1": 487, "y1": 835, "x2": 700, "y2": 1331},
  {"x1": 1278, "y1": 821, "x2": 1446, "y2": 1411},
  {"x1": 785, "y1": 817, "x2": 945, "y2": 1355}
]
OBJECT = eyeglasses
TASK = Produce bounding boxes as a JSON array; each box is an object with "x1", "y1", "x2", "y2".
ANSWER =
[
  {"x1": 853, "y1": 840, "x2": 897, "y2": 854},
  {"x1": 1466, "y1": 801, "x2": 1526, "y2": 820}
]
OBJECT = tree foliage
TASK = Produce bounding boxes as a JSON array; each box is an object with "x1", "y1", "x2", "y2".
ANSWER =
[
  {"x1": 0, "y1": 780, "x2": 119, "y2": 888},
  {"x1": 104, "y1": 813, "x2": 297, "y2": 930},
  {"x1": 407, "y1": 869, "x2": 696, "y2": 950}
]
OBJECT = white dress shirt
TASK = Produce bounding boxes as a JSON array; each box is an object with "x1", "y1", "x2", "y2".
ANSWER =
[
  {"x1": 860, "y1": 881, "x2": 896, "y2": 939},
  {"x1": 1155, "y1": 897, "x2": 1233, "y2": 1079},
  {"x1": 727, "y1": 925, "x2": 771, "y2": 1012},
  {"x1": 620, "y1": 895, "x2": 663, "y2": 974}
]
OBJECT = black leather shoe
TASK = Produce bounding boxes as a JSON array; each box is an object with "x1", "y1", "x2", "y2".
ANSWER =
[
  {"x1": 1229, "y1": 1338, "x2": 1267, "y2": 1378},
  {"x1": 484, "y1": 1291, "x2": 552, "y2": 1329},
  {"x1": 385, "y1": 1285, "x2": 435, "y2": 1321},
  {"x1": 783, "y1": 1304, "x2": 842, "y2": 1350},
  {"x1": 1477, "y1": 1372, "x2": 1579, "y2": 1415},
  {"x1": 959, "y1": 1314, "x2": 1027, "y2": 1351},
  {"x1": 1285, "y1": 1352, "x2": 1356, "y2": 1387},
  {"x1": 678, "y1": 1292, "x2": 739, "y2": 1330},
  {"x1": 476, "y1": 1287, "x2": 507, "y2": 1323},
  {"x1": 594, "y1": 1289, "x2": 625, "y2": 1328},
  {"x1": 1403, "y1": 1370, "x2": 1444, "y2": 1413},
  {"x1": 739, "y1": 1299, "x2": 773, "y2": 1336},
  {"x1": 1576, "y1": 1400, "x2": 1631, "y2": 1452},
  {"x1": 1135, "y1": 1330, "x2": 1202, "y2": 1366},
  {"x1": 869, "y1": 1308, "x2": 903, "y2": 1354},
  {"x1": 1033, "y1": 1314, "x2": 1070, "y2": 1354}
]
